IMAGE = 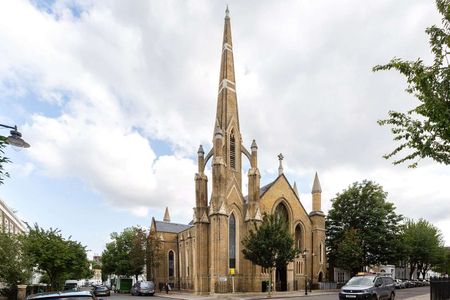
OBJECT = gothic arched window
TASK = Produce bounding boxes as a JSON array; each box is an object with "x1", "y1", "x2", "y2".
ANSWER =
[
  {"x1": 168, "y1": 250, "x2": 174, "y2": 277},
  {"x1": 229, "y1": 213, "x2": 236, "y2": 268},
  {"x1": 275, "y1": 202, "x2": 289, "y2": 226},
  {"x1": 295, "y1": 224, "x2": 302, "y2": 250},
  {"x1": 230, "y1": 132, "x2": 236, "y2": 169}
]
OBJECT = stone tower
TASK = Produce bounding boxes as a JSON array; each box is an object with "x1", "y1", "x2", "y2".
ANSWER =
[{"x1": 309, "y1": 172, "x2": 327, "y2": 283}]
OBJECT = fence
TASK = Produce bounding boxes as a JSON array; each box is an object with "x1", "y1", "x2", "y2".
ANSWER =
[{"x1": 430, "y1": 277, "x2": 450, "y2": 300}]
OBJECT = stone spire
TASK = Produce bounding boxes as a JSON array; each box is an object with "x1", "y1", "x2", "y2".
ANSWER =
[
  {"x1": 278, "y1": 153, "x2": 284, "y2": 175},
  {"x1": 163, "y1": 206, "x2": 170, "y2": 222},
  {"x1": 311, "y1": 172, "x2": 323, "y2": 213},
  {"x1": 293, "y1": 181, "x2": 299, "y2": 198},
  {"x1": 214, "y1": 5, "x2": 239, "y2": 134},
  {"x1": 312, "y1": 172, "x2": 322, "y2": 193}
]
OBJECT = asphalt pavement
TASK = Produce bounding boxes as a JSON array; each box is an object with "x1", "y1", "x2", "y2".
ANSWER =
[{"x1": 105, "y1": 286, "x2": 430, "y2": 300}]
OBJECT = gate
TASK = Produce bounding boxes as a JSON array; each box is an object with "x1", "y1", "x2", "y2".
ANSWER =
[{"x1": 430, "y1": 277, "x2": 450, "y2": 300}]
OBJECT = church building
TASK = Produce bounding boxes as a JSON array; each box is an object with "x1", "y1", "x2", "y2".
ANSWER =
[{"x1": 149, "y1": 8, "x2": 326, "y2": 294}]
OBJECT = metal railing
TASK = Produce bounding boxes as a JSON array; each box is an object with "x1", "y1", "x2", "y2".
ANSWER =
[{"x1": 430, "y1": 277, "x2": 450, "y2": 300}]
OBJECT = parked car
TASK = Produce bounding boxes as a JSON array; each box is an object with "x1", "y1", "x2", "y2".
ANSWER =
[
  {"x1": 339, "y1": 273, "x2": 395, "y2": 300},
  {"x1": 395, "y1": 279, "x2": 405, "y2": 289},
  {"x1": 93, "y1": 285, "x2": 110, "y2": 297},
  {"x1": 27, "y1": 290, "x2": 95, "y2": 300},
  {"x1": 404, "y1": 280, "x2": 414, "y2": 288},
  {"x1": 131, "y1": 281, "x2": 155, "y2": 296}
]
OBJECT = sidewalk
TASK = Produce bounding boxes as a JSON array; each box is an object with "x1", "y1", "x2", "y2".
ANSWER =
[
  {"x1": 157, "y1": 290, "x2": 430, "y2": 300},
  {"x1": 157, "y1": 289, "x2": 338, "y2": 300}
]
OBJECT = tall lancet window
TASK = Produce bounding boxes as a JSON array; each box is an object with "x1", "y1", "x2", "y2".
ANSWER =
[
  {"x1": 168, "y1": 250, "x2": 174, "y2": 277},
  {"x1": 275, "y1": 202, "x2": 289, "y2": 227},
  {"x1": 230, "y1": 132, "x2": 236, "y2": 169},
  {"x1": 229, "y1": 213, "x2": 236, "y2": 269},
  {"x1": 295, "y1": 224, "x2": 302, "y2": 250}
]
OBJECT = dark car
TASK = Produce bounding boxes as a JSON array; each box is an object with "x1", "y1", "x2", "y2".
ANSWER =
[
  {"x1": 131, "y1": 281, "x2": 155, "y2": 296},
  {"x1": 27, "y1": 290, "x2": 95, "y2": 300},
  {"x1": 339, "y1": 273, "x2": 395, "y2": 300},
  {"x1": 93, "y1": 285, "x2": 110, "y2": 297}
]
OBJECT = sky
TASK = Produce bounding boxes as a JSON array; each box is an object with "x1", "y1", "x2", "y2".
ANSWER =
[{"x1": 0, "y1": 0, "x2": 449, "y2": 257}]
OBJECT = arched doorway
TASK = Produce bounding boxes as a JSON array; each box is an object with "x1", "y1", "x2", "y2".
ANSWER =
[
  {"x1": 274, "y1": 202, "x2": 289, "y2": 291},
  {"x1": 276, "y1": 264, "x2": 287, "y2": 291},
  {"x1": 318, "y1": 272, "x2": 323, "y2": 282}
]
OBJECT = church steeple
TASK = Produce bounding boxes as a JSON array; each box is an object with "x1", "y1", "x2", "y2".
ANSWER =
[
  {"x1": 215, "y1": 6, "x2": 239, "y2": 133},
  {"x1": 163, "y1": 206, "x2": 170, "y2": 222},
  {"x1": 212, "y1": 6, "x2": 242, "y2": 192}
]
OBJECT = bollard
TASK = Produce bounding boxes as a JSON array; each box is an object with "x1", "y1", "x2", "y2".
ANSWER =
[{"x1": 17, "y1": 285, "x2": 27, "y2": 300}]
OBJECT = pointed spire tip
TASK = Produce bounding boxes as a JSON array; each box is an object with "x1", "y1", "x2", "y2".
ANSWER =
[
  {"x1": 163, "y1": 206, "x2": 171, "y2": 222},
  {"x1": 225, "y1": 5, "x2": 230, "y2": 18},
  {"x1": 312, "y1": 172, "x2": 322, "y2": 193}
]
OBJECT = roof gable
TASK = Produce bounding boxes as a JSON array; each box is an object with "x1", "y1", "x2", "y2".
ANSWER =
[{"x1": 154, "y1": 220, "x2": 192, "y2": 233}]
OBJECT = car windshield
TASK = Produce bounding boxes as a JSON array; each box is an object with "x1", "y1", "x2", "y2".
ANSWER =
[
  {"x1": 347, "y1": 276, "x2": 375, "y2": 286},
  {"x1": 96, "y1": 287, "x2": 108, "y2": 291},
  {"x1": 140, "y1": 282, "x2": 152, "y2": 288}
]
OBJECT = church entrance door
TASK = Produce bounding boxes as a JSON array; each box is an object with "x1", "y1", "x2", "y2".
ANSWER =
[{"x1": 275, "y1": 264, "x2": 287, "y2": 291}]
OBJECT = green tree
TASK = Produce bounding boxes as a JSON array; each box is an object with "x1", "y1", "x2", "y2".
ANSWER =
[
  {"x1": 0, "y1": 231, "x2": 32, "y2": 286},
  {"x1": 242, "y1": 213, "x2": 300, "y2": 296},
  {"x1": 334, "y1": 229, "x2": 364, "y2": 275},
  {"x1": 146, "y1": 230, "x2": 162, "y2": 281},
  {"x1": 434, "y1": 247, "x2": 450, "y2": 276},
  {"x1": 101, "y1": 227, "x2": 147, "y2": 280},
  {"x1": 402, "y1": 218, "x2": 445, "y2": 279},
  {"x1": 326, "y1": 180, "x2": 403, "y2": 274},
  {"x1": 21, "y1": 224, "x2": 91, "y2": 290},
  {"x1": 373, "y1": 0, "x2": 450, "y2": 168},
  {"x1": 0, "y1": 136, "x2": 11, "y2": 185},
  {"x1": 129, "y1": 227, "x2": 147, "y2": 281}
]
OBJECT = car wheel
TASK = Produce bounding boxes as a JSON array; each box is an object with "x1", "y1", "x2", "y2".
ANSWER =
[
  {"x1": 150, "y1": 293, "x2": 154, "y2": 296},
  {"x1": 372, "y1": 295, "x2": 378, "y2": 300},
  {"x1": 389, "y1": 292, "x2": 395, "y2": 300}
]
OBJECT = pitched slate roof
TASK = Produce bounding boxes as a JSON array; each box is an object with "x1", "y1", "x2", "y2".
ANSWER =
[
  {"x1": 154, "y1": 220, "x2": 192, "y2": 233},
  {"x1": 244, "y1": 180, "x2": 276, "y2": 202}
]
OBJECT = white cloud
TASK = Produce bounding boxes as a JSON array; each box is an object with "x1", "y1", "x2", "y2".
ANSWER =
[{"x1": 1, "y1": 0, "x2": 449, "y2": 245}]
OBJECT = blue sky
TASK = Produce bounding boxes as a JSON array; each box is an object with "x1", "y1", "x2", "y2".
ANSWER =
[{"x1": 1, "y1": 0, "x2": 450, "y2": 257}]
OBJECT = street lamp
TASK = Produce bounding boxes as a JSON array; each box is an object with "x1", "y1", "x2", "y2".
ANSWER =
[
  {"x1": 0, "y1": 124, "x2": 30, "y2": 148},
  {"x1": 303, "y1": 248, "x2": 308, "y2": 295}
]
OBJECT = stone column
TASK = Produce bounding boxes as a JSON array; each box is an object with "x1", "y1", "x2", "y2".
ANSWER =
[{"x1": 17, "y1": 285, "x2": 27, "y2": 300}]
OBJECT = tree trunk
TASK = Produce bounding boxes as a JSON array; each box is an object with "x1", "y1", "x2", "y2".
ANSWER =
[
  {"x1": 268, "y1": 267, "x2": 273, "y2": 298},
  {"x1": 409, "y1": 265, "x2": 416, "y2": 279}
]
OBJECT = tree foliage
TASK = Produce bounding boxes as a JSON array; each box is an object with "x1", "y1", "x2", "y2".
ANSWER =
[
  {"x1": 146, "y1": 229, "x2": 162, "y2": 281},
  {"x1": 20, "y1": 224, "x2": 91, "y2": 290},
  {"x1": 434, "y1": 247, "x2": 450, "y2": 276},
  {"x1": 334, "y1": 229, "x2": 364, "y2": 274},
  {"x1": 401, "y1": 218, "x2": 445, "y2": 279},
  {"x1": 326, "y1": 180, "x2": 403, "y2": 274},
  {"x1": 101, "y1": 227, "x2": 149, "y2": 280},
  {"x1": 242, "y1": 213, "x2": 300, "y2": 296},
  {"x1": 0, "y1": 136, "x2": 11, "y2": 185},
  {"x1": 0, "y1": 231, "x2": 32, "y2": 286},
  {"x1": 373, "y1": 0, "x2": 450, "y2": 167}
]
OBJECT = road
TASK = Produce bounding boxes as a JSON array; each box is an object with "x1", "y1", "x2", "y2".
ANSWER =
[{"x1": 100, "y1": 286, "x2": 429, "y2": 300}]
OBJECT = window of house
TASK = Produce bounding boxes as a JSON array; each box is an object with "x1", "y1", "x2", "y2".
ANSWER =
[{"x1": 229, "y1": 213, "x2": 236, "y2": 269}]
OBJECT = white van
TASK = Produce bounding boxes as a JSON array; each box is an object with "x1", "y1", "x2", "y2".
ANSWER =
[{"x1": 64, "y1": 280, "x2": 79, "y2": 291}]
